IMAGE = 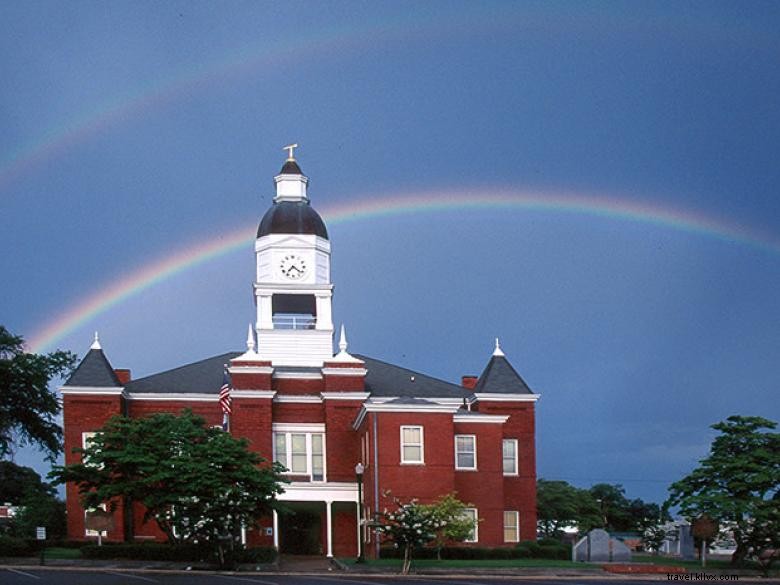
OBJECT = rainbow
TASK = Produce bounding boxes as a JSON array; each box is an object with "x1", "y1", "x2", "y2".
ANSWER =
[{"x1": 27, "y1": 189, "x2": 780, "y2": 353}]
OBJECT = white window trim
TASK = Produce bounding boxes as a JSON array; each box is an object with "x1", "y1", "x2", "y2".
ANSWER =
[
  {"x1": 400, "y1": 425, "x2": 424, "y2": 465},
  {"x1": 454, "y1": 434, "x2": 477, "y2": 470},
  {"x1": 273, "y1": 431, "x2": 327, "y2": 482},
  {"x1": 463, "y1": 508, "x2": 478, "y2": 543},
  {"x1": 504, "y1": 510, "x2": 519, "y2": 542},
  {"x1": 503, "y1": 438, "x2": 518, "y2": 476}
]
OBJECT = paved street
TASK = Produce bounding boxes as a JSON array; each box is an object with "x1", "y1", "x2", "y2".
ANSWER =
[{"x1": 0, "y1": 569, "x2": 681, "y2": 585}]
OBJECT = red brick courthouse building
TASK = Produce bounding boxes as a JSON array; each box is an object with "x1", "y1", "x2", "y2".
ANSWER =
[{"x1": 60, "y1": 150, "x2": 541, "y2": 557}]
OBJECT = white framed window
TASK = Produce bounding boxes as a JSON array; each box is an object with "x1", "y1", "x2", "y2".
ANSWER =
[
  {"x1": 273, "y1": 428, "x2": 326, "y2": 482},
  {"x1": 400, "y1": 426, "x2": 424, "y2": 464},
  {"x1": 454, "y1": 435, "x2": 477, "y2": 470},
  {"x1": 462, "y1": 508, "x2": 478, "y2": 542},
  {"x1": 502, "y1": 438, "x2": 518, "y2": 475},
  {"x1": 504, "y1": 510, "x2": 519, "y2": 542},
  {"x1": 82, "y1": 431, "x2": 102, "y2": 468}
]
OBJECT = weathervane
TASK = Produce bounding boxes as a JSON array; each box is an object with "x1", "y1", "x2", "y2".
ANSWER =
[{"x1": 283, "y1": 143, "x2": 299, "y2": 161}]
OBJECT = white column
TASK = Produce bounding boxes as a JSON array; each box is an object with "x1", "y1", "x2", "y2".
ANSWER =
[
  {"x1": 325, "y1": 500, "x2": 333, "y2": 557},
  {"x1": 315, "y1": 293, "x2": 333, "y2": 330},
  {"x1": 258, "y1": 294, "x2": 273, "y2": 330},
  {"x1": 272, "y1": 510, "x2": 279, "y2": 550}
]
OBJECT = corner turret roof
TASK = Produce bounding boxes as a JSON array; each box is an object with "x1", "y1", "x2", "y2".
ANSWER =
[
  {"x1": 472, "y1": 354, "x2": 534, "y2": 394},
  {"x1": 65, "y1": 348, "x2": 122, "y2": 387}
]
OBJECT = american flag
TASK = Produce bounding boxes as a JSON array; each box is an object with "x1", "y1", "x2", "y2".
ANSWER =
[{"x1": 219, "y1": 367, "x2": 232, "y2": 415}]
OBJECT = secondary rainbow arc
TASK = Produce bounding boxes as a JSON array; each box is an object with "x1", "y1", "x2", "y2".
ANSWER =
[{"x1": 27, "y1": 189, "x2": 780, "y2": 353}]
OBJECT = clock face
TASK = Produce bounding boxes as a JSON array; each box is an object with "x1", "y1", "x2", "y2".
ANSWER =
[{"x1": 279, "y1": 254, "x2": 308, "y2": 280}]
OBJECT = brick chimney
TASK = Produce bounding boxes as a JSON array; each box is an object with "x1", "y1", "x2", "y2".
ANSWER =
[
  {"x1": 114, "y1": 369, "x2": 132, "y2": 384},
  {"x1": 461, "y1": 375, "x2": 478, "y2": 390}
]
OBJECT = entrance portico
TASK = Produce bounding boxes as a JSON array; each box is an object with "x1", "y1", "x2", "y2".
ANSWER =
[{"x1": 274, "y1": 482, "x2": 359, "y2": 557}]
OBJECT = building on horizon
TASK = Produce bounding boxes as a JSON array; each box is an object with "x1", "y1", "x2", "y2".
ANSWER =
[{"x1": 60, "y1": 150, "x2": 541, "y2": 557}]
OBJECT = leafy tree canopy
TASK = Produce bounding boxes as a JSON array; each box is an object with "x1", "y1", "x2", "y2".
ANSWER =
[
  {"x1": 0, "y1": 460, "x2": 55, "y2": 504},
  {"x1": 425, "y1": 493, "x2": 475, "y2": 559},
  {"x1": 50, "y1": 411, "x2": 287, "y2": 564},
  {"x1": 536, "y1": 479, "x2": 601, "y2": 537},
  {"x1": 667, "y1": 415, "x2": 780, "y2": 566},
  {"x1": 0, "y1": 326, "x2": 76, "y2": 461}
]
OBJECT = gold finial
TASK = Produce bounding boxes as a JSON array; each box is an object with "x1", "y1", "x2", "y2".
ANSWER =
[{"x1": 283, "y1": 143, "x2": 299, "y2": 161}]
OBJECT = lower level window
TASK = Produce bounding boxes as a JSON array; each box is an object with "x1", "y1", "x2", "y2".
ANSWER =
[
  {"x1": 504, "y1": 510, "x2": 519, "y2": 542},
  {"x1": 462, "y1": 508, "x2": 478, "y2": 542}
]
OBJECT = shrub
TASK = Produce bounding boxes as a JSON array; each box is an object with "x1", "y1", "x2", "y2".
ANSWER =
[
  {"x1": 81, "y1": 543, "x2": 206, "y2": 561},
  {"x1": 379, "y1": 542, "x2": 570, "y2": 561},
  {"x1": 235, "y1": 546, "x2": 277, "y2": 564},
  {"x1": 0, "y1": 535, "x2": 37, "y2": 556}
]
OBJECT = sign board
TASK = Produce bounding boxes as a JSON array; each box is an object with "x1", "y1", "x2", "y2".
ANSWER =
[
  {"x1": 85, "y1": 509, "x2": 115, "y2": 532},
  {"x1": 36, "y1": 526, "x2": 46, "y2": 540},
  {"x1": 691, "y1": 515, "x2": 718, "y2": 540}
]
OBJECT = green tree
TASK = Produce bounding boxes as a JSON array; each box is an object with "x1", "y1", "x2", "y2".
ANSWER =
[
  {"x1": 0, "y1": 461, "x2": 66, "y2": 539},
  {"x1": 50, "y1": 411, "x2": 287, "y2": 566},
  {"x1": 376, "y1": 498, "x2": 445, "y2": 574},
  {"x1": 536, "y1": 479, "x2": 601, "y2": 537},
  {"x1": 589, "y1": 483, "x2": 632, "y2": 531},
  {"x1": 667, "y1": 415, "x2": 780, "y2": 568},
  {"x1": 0, "y1": 461, "x2": 55, "y2": 504},
  {"x1": 0, "y1": 326, "x2": 76, "y2": 461},
  {"x1": 424, "y1": 492, "x2": 475, "y2": 559}
]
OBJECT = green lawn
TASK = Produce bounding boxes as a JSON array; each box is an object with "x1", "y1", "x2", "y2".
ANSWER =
[
  {"x1": 341, "y1": 558, "x2": 599, "y2": 569},
  {"x1": 43, "y1": 547, "x2": 83, "y2": 559}
]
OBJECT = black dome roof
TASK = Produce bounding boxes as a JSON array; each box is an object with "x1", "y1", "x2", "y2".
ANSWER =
[{"x1": 257, "y1": 200, "x2": 329, "y2": 239}]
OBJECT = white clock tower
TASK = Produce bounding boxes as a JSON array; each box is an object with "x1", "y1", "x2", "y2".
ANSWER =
[{"x1": 253, "y1": 146, "x2": 335, "y2": 366}]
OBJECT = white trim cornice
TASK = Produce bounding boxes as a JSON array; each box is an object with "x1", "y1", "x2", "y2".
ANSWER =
[
  {"x1": 273, "y1": 371, "x2": 323, "y2": 380},
  {"x1": 321, "y1": 367, "x2": 367, "y2": 377},
  {"x1": 274, "y1": 395, "x2": 323, "y2": 403},
  {"x1": 474, "y1": 392, "x2": 540, "y2": 402},
  {"x1": 320, "y1": 392, "x2": 370, "y2": 401},
  {"x1": 60, "y1": 386, "x2": 125, "y2": 396},
  {"x1": 126, "y1": 393, "x2": 219, "y2": 402},
  {"x1": 278, "y1": 481, "x2": 358, "y2": 503},
  {"x1": 453, "y1": 413, "x2": 510, "y2": 424},
  {"x1": 231, "y1": 390, "x2": 276, "y2": 399},
  {"x1": 228, "y1": 366, "x2": 274, "y2": 375}
]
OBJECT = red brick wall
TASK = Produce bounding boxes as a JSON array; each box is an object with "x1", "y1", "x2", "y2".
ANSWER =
[
  {"x1": 478, "y1": 401, "x2": 537, "y2": 541},
  {"x1": 272, "y1": 402, "x2": 325, "y2": 423},
  {"x1": 62, "y1": 394, "x2": 125, "y2": 541},
  {"x1": 323, "y1": 401, "x2": 362, "y2": 482},
  {"x1": 273, "y1": 378, "x2": 323, "y2": 394},
  {"x1": 453, "y1": 421, "x2": 506, "y2": 546},
  {"x1": 374, "y1": 412, "x2": 455, "y2": 508}
]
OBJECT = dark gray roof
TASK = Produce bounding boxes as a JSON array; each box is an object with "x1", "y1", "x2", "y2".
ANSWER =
[
  {"x1": 357, "y1": 355, "x2": 472, "y2": 400},
  {"x1": 279, "y1": 160, "x2": 303, "y2": 175},
  {"x1": 472, "y1": 355, "x2": 534, "y2": 394},
  {"x1": 65, "y1": 348, "x2": 122, "y2": 387},
  {"x1": 257, "y1": 200, "x2": 329, "y2": 239},
  {"x1": 125, "y1": 352, "x2": 240, "y2": 394}
]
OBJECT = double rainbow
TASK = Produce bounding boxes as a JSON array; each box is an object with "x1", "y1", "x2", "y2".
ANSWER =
[{"x1": 27, "y1": 188, "x2": 780, "y2": 353}]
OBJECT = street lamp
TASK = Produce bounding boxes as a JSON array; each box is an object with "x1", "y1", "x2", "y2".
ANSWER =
[{"x1": 355, "y1": 462, "x2": 365, "y2": 563}]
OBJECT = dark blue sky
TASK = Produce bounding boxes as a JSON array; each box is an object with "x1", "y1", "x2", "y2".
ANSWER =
[{"x1": 2, "y1": 1, "x2": 779, "y2": 506}]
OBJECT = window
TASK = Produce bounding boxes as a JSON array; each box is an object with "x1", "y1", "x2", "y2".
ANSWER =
[
  {"x1": 502, "y1": 439, "x2": 518, "y2": 475},
  {"x1": 454, "y1": 435, "x2": 477, "y2": 470},
  {"x1": 400, "y1": 426, "x2": 424, "y2": 464},
  {"x1": 273, "y1": 431, "x2": 325, "y2": 481},
  {"x1": 82, "y1": 432, "x2": 101, "y2": 468},
  {"x1": 504, "y1": 511, "x2": 519, "y2": 542},
  {"x1": 462, "y1": 508, "x2": 478, "y2": 542}
]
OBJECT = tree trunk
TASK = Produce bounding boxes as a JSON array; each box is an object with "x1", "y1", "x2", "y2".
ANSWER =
[{"x1": 402, "y1": 544, "x2": 412, "y2": 574}]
